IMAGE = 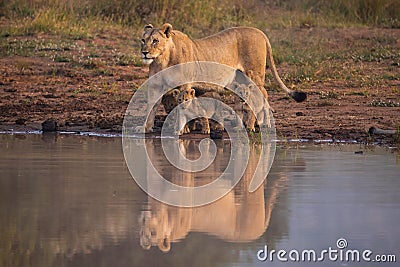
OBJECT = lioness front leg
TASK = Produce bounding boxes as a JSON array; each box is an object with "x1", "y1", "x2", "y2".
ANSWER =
[
  {"x1": 177, "y1": 111, "x2": 189, "y2": 136},
  {"x1": 212, "y1": 109, "x2": 225, "y2": 132},
  {"x1": 134, "y1": 102, "x2": 158, "y2": 133},
  {"x1": 201, "y1": 117, "x2": 210, "y2": 134},
  {"x1": 243, "y1": 107, "x2": 256, "y2": 132}
]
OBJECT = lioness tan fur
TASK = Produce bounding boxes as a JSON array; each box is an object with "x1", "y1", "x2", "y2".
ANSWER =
[
  {"x1": 140, "y1": 140, "x2": 284, "y2": 252},
  {"x1": 138, "y1": 23, "x2": 306, "y2": 133}
]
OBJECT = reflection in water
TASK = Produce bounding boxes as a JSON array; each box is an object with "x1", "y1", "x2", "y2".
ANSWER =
[
  {"x1": 0, "y1": 134, "x2": 399, "y2": 267},
  {"x1": 0, "y1": 135, "x2": 289, "y2": 266},
  {"x1": 0, "y1": 134, "x2": 142, "y2": 266},
  {"x1": 139, "y1": 139, "x2": 286, "y2": 252}
]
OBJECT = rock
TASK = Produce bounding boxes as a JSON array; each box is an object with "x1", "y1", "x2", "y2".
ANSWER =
[
  {"x1": 96, "y1": 118, "x2": 113, "y2": 129},
  {"x1": 210, "y1": 130, "x2": 223, "y2": 139},
  {"x1": 42, "y1": 119, "x2": 58, "y2": 132},
  {"x1": 15, "y1": 118, "x2": 26, "y2": 125}
]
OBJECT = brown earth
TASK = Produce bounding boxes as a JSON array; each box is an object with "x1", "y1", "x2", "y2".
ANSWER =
[{"x1": 0, "y1": 27, "x2": 399, "y2": 146}]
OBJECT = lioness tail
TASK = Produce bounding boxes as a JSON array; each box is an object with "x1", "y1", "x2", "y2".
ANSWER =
[{"x1": 265, "y1": 36, "x2": 307, "y2": 102}]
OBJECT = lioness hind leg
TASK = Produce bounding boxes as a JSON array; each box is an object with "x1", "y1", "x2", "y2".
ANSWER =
[
  {"x1": 261, "y1": 98, "x2": 272, "y2": 128},
  {"x1": 264, "y1": 106, "x2": 272, "y2": 128}
]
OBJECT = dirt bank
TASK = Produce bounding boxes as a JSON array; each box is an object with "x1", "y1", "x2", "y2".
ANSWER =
[{"x1": 0, "y1": 27, "x2": 399, "y2": 146}]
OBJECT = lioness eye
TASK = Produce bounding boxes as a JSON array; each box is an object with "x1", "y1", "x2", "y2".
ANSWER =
[
  {"x1": 152, "y1": 39, "x2": 159, "y2": 45},
  {"x1": 141, "y1": 38, "x2": 145, "y2": 43}
]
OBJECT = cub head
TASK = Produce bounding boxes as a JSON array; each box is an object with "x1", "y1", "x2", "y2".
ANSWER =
[
  {"x1": 141, "y1": 23, "x2": 173, "y2": 65},
  {"x1": 233, "y1": 82, "x2": 255, "y2": 102},
  {"x1": 162, "y1": 89, "x2": 180, "y2": 113},
  {"x1": 178, "y1": 88, "x2": 196, "y2": 108}
]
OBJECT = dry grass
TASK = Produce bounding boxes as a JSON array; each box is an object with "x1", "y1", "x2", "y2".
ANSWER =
[
  {"x1": 0, "y1": 1, "x2": 399, "y2": 92},
  {"x1": 1, "y1": 0, "x2": 399, "y2": 39}
]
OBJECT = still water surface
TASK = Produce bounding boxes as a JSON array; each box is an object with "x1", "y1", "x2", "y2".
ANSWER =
[{"x1": 0, "y1": 134, "x2": 399, "y2": 266}]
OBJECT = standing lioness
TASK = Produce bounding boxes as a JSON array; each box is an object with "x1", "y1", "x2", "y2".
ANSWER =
[{"x1": 138, "y1": 23, "x2": 306, "y2": 133}]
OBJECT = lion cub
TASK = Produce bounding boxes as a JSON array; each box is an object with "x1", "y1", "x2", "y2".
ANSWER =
[
  {"x1": 176, "y1": 88, "x2": 224, "y2": 135},
  {"x1": 233, "y1": 82, "x2": 271, "y2": 131},
  {"x1": 161, "y1": 89, "x2": 180, "y2": 114}
]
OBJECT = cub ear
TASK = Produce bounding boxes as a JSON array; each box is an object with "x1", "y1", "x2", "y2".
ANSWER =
[
  {"x1": 143, "y1": 24, "x2": 153, "y2": 31},
  {"x1": 158, "y1": 237, "x2": 171, "y2": 253},
  {"x1": 189, "y1": 88, "x2": 195, "y2": 98},
  {"x1": 231, "y1": 82, "x2": 239, "y2": 90},
  {"x1": 248, "y1": 84, "x2": 256, "y2": 91},
  {"x1": 161, "y1": 23, "x2": 173, "y2": 38},
  {"x1": 171, "y1": 89, "x2": 180, "y2": 97}
]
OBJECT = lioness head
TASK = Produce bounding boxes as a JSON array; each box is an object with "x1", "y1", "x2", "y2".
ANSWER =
[
  {"x1": 139, "y1": 211, "x2": 171, "y2": 253},
  {"x1": 141, "y1": 23, "x2": 173, "y2": 65},
  {"x1": 177, "y1": 88, "x2": 196, "y2": 108}
]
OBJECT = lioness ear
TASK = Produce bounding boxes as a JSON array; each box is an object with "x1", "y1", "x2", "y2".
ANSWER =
[
  {"x1": 158, "y1": 237, "x2": 171, "y2": 253},
  {"x1": 143, "y1": 24, "x2": 153, "y2": 31},
  {"x1": 161, "y1": 23, "x2": 173, "y2": 38}
]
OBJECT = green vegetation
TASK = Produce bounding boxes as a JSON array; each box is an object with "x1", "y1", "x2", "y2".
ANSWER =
[
  {"x1": 1, "y1": 0, "x2": 399, "y2": 38},
  {"x1": 271, "y1": 0, "x2": 400, "y2": 28},
  {"x1": 0, "y1": 0, "x2": 399, "y2": 90},
  {"x1": 369, "y1": 99, "x2": 400, "y2": 107}
]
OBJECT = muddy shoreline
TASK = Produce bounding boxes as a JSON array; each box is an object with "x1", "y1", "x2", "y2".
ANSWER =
[
  {"x1": 0, "y1": 120, "x2": 397, "y2": 148},
  {"x1": 1, "y1": 28, "x2": 399, "y2": 147}
]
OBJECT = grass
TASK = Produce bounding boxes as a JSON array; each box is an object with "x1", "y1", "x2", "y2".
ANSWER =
[
  {"x1": 1, "y1": 0, "x2": 399, "y2": 38},
  {"x1": 0, "y1": 0, "x2": 399, "y2": 92},
  {"x1": 346, "y1": 90, "x2": 373, "y2": 97},
  {"x1": 316, "y1": 100, "x2": 334, "y2": 107},
  {"x1": 319, "y1": 91, "x2": 340, "y2": 99},
  {"x1": 271, "y1": 0, "x2": 400, "y2": 28},
  {"x1": 369, "y1": 99, "x2": 400, "y2": 107}
]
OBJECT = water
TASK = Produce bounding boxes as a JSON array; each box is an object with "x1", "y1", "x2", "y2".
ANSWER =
[{"x1": 0, "y1": 134, "x2": 399, "y2": 267}]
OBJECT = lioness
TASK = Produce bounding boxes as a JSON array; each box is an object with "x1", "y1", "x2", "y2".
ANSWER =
[
  {"x1": 139, "y1": 139, "x2": 285, "y2": 252},
  {"x1": 138, "y1": 23, "x2": 306, "y2": 133}
]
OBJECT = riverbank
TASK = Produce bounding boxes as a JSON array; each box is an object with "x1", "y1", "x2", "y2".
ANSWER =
[{"x1": 1, "y1": 26, "x2": 399, "y2": 147}]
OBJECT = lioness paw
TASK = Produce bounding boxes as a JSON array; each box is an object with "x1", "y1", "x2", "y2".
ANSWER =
[{"x1": 135, "y1": 125, "x2": 153, "y2": 133}]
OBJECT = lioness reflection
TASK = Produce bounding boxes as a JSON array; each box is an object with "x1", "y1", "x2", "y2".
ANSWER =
[{"x1": 140, "y1": 139, "x2": 286, "y2": 252}]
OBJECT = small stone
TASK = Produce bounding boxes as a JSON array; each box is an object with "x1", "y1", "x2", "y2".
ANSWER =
[
  {"x1": 42, "y1": 119, "x2": 58, "y2": 132},
  {"x1": 15, "y1": 118, "x2": 26, "y2": 125},
  {"x1": 4, "y1": 88, "x2": 17, "y2": 93}
]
